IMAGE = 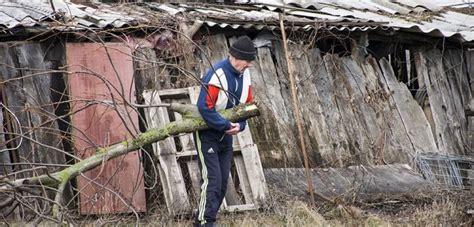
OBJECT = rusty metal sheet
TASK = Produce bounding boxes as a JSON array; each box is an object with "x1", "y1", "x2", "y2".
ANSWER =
[{"x1": 66, "y1": 43, "x2": 146, "y2": 215}]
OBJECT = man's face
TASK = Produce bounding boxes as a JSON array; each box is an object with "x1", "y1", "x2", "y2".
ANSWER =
[{"x1": 230, "y1": 56, "x2": 253, "y2": 73}]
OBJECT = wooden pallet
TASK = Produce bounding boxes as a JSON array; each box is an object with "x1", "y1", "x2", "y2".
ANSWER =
[{"x1": 143, "y1": 86, "x2": 267, "y2": 214}]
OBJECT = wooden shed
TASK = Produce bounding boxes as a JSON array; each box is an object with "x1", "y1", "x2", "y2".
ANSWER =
[{"x1": 0, "y1": 0, "x2": 473, "y2": 220}]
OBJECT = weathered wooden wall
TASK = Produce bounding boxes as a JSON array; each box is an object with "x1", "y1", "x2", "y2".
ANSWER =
[
  {"x1": 246, "y1": 35, "x2": 439, "y2": 167},
  {"x1": 0, "y1": 43, "x2": 67, "y2": 176},
  {"x1": 188, "y1": 33, "x2": 472, "y2": 168},
  {"x1": 464, "y1": 50, "x2": 474, "y2": 155},
  {"x1": 414, "y1": 49, "x2": 472, "y2": 156},
  {"x1": 0, "y1": 42, "x2": 69, "y2": 217}
]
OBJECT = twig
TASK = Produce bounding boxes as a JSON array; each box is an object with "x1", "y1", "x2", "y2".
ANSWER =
[{"x1": 0, "y1": 102, "x2": 23, "y2": 153}]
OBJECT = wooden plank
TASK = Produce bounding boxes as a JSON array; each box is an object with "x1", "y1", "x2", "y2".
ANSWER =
[
  {"x1": 224, "y1": 173, "x2": 242, "y2": 206},
  {"x1": 302, "y1": 48, "x2": 340, "y2": 166},
  {"x1": 466, "y1": 51, "x2": 474, "y2": 92},
  {"x1": 264, "y1": 164, "x2": 433, "y2": 201},
  {"x1": 176, "y1": 149, "x2": 198, "y2": 157},
  {"x1": 469, "y1": 117, "x2": 474, "y2": 155},
  {"x1": 143, "y1": 91, "x2": 176, "y2": 156},
  {"x1": 183, "y1": 85, "x2": 202, "y2": 205},
  {"x1": 168, "y1": 96, "x2": 195, "y2": 153},
  {"x1": 311, "y1": 51, "x2": 349, "y2": 167},
  {"x1": 158, "y1": 88, "x2": 190, "y2": 100},
  {"x1": 234, "y1": 155, "x2": 253, "y2": 204},
  {"x1": 0, "y1": 43, "x2": 67, "y2": 178},
  {"x1": 341, "y1": 55, "x2": 382, "y2": 162},
  {"x1": 0, "y1": 106, "x2": 13, "y2": 217},
  {"x1": 414, "y1": 53, "x2": 437, "y2": 139},
  {"x1": 291, "y1": 45, "x2": 340, "y2": 166},
  {"x1": 364, "y1": 56, "x2": 415, "y2": 164},
  {"x1": 220, "y1": 199, "x2": 228, "y2": 210},
  {"x1": 0, "y1": 43, "x2": 32, "y2": 198},
  {"x1": 248, "y1": 36, "x2": 301, "y2": 167},
  {"x1": 0, "y1": 108, "x2": 11, "y2": 176},
  {"x1": 431, "y1": 49, "x2": 464, "y2": 154},
  {"x1": 358, "y1": 55, "x2": 396, "y2": 164},
  {"x1": 143, "y1": 91, "x2": 190, "y2": 214},
  {"x1": 414, "y1": 51, "x2": 458, "y2": 154},
  {"x1": 225, "y1": 204, "x2": 257, "y2": 212},
  {"x1": 174, "y1": 112, "x2": 195, "y2": 152},
  {"x1": 236, "y1": 127, "x2": 254, "y2": 147},
  {"x1": 174, "y1": 87, "x2": 198, "y2": 155},
  {"x1": 324, "y1": 54, "x2": 372, "y2": 165},
  {"x1": 464, "y1": 51, "x2": 474, "y2": 98},
  {"x1": 241, "y1": 144, "x2": 267, "y2": 204},
  {"x1": 0, "y1": 42, "x2": 32, "y2": 170},
  {"x1": 15, "y1": 43, "x2": 67, "y2": 169},
  {"x1": 379, "y1": 58, "x2": 438, "y2": 154},
  {"x1": 443, "y1": 50, "x2": 471, "y2": 154},
  {"x1": 444, "y1": 49, "x2": 472, "y2": 111},
  {"x1": 66, "y1": 43, "x2": 146, "y2": 215},
  {"x1": 271, "y1": 40, "x2": 309, "y2": 167},
  {"x1": 416, "y1": 51, "x2": 447, "y2": 152},
  {"x1": 186, "y1": 160, "x2": 201, "y2": 201}
]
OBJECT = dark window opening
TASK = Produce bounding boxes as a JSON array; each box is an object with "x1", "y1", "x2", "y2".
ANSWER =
[
  {"x1": 367, "y1": 40, "x2": 421, "y2": 100},
  {"x1": 315, "y1": 37, "x2": 352, "y2": 57}
]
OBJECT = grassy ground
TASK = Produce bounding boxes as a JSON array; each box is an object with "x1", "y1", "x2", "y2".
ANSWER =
[
  {"x1": 120, "y1": 189, "x2": 473, "y2": 226},
  {"x1": 2, "y1": 189, "x2": 472, "y2": 226}
]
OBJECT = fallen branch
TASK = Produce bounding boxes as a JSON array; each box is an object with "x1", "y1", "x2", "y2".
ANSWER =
[{"x1": 1, "y1": 102, "x2": 260, "y2": 219}]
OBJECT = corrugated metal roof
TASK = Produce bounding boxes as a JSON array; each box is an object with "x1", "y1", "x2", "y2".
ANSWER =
[
  {"x1": 0, "y1": 0, "x2": 144, "y2": 31},
  {"x1": 236, "y1": 0, "x2": 474, "y2": 42},
  {"x1": 1, "y1": 0, "x2": 474, "y2": 42}
]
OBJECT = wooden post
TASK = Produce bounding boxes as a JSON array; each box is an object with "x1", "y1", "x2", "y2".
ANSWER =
[{"x1": 279, "y1": 14, "x2": 315, "y2": 206}]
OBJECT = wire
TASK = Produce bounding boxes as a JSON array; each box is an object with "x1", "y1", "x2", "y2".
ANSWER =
[{"x1": 415, "y1": 153, "x2": 473, "y2": 189}]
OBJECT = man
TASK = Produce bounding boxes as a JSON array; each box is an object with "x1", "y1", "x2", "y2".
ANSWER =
[{"x1": 194, "y1": 36, "x2": 256, "y2": 226}]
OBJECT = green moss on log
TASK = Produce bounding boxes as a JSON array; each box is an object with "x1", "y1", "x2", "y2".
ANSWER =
[{"x1": 15, "y1": 103, "x2": 260, "y2": 189}]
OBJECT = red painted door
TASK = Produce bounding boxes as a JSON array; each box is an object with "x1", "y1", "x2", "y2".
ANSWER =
[{"x1": 66, "y1": 43, "x2": 146, "y2": 215}]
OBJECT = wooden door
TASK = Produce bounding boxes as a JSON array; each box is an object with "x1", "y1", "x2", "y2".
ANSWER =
[{"x1": 66, "y1": 43, "x2": 146, "y2": 215}]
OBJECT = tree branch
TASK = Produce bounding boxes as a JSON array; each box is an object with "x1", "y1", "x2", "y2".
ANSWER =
[{"x1": 1, "y1": 102, "x2": 260, "y2": 205}]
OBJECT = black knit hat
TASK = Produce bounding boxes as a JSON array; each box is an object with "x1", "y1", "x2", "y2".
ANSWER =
[{"x1": 229, "y1": 36, "x2": 256, "y2": 61}]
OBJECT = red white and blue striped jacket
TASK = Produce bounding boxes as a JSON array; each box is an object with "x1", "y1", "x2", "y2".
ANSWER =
[{"x1": 196, "y1": 58, "x2": 253, "y2": 132}]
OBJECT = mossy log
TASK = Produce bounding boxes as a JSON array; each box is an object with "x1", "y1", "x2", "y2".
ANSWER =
[{"x1": 0, "y1": 102, "x2": 260, "y2": 219}]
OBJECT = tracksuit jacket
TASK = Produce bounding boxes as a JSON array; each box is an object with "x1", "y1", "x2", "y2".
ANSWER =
[{"x1": 194, "y1": 58, "x2": 253, "y2": 226}]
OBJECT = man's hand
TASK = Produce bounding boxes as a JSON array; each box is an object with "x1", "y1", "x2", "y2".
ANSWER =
[{"x1": 225, "y1": 122, "x2": 240, "y2": 135}]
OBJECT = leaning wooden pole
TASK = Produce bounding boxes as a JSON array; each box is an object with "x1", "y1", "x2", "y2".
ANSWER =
[{"x1": 279, "y1": 13, "x2": 316, "y2": 206}]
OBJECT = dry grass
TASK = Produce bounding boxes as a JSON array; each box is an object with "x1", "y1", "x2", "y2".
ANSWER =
[
  {"x1": 2, "y1": 189, "x2": 472, "y2": 226},
  {"x1": 395, "y1": 191, "x2": 473, "y2": 226},
  {"x1": 136, "y1": 189, "x2": 472, "y2": 227}
]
